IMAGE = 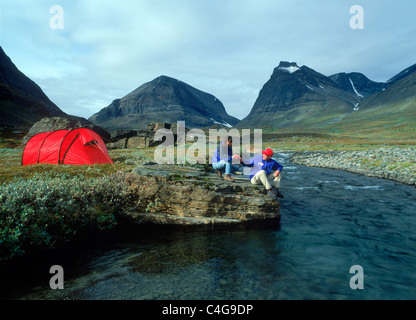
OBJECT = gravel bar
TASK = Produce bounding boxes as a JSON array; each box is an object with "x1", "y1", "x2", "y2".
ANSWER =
[{"x1": 289, "y1": 147, "x2": 416, "y2": 186}]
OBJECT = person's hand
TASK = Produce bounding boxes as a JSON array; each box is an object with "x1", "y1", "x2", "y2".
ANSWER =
[{"x1": 274, "y1": 170, "x2": 280, "y2": 178}]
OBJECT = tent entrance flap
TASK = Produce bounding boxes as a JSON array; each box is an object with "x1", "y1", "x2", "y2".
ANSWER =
[{"x1": 84, "y1": 140, "x2": 98, "y2": 146}]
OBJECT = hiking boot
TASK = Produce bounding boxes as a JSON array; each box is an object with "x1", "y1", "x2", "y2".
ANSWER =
[
  {"x1": 267, "y1": 187, "x2": 284, "y2": 199},
  {"x1": 267, "y1": 188, "x2": 277, "y2": 199},
  {"x1": 275, "y1": 189, "x2": 284, "y2": 199},
  {"x1": 223, "y1": 174, "x2": 235, "y2": 182},
  {"x1": 216, "y1": 170, "x2": 223, "y2": 178}
]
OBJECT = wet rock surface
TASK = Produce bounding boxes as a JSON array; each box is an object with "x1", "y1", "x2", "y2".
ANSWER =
[{"x1": 124, "y1": 164, "x2": 280, "y2": 226}]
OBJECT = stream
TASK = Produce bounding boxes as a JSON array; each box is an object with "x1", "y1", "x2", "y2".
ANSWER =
[{"x1": 1, "y1": 153, "x2": 416, "y2": 300}]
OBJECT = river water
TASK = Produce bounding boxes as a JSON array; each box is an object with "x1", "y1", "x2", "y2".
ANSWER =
[{"x1": 2, "y1": 153, "x2": 416, "y2": 300}]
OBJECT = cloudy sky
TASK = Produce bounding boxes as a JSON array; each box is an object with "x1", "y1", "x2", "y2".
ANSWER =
[{"x1": 1, "y1": 0, "x2": 415, "y2": 120}]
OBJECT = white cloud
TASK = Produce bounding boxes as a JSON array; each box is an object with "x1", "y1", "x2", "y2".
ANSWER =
[{"x1": 1, "y1": 0, "x2": 416, "y2": 120}]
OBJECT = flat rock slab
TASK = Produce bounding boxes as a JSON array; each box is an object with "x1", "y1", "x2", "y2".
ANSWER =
[{"x1": 124, "y1": 164, "x2": 280, "y2": 226}]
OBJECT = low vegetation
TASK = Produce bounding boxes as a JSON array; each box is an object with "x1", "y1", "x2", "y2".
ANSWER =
[
  {"x1": 0, "y1": 146, "x2": 154, "y2": 263},
  {"x1": 0, "y1": 172, "x2": 131, "y2": 262}
]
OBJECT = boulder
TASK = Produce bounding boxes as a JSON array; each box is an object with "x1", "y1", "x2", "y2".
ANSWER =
[
  {"x1": 124, "y1": 164, "x2": 281, "y2": 226},
  {"x1": 108, "y1": 121, "x2": 189, "y2": 149},
  {"x1": 126, "y1": 136, "x2": 148, "y2": 149},
  {"x1": 22, "y1": 116, "x2": 111, "y2": 145},
  {"x1": 106, "y1": 138, "x2": 127, "y2": 150},
  {"x1": 109, "y1": 129, "x2": 138, "y2": 142}
]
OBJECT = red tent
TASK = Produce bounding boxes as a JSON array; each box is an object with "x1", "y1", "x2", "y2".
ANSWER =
[{"x1": 22, "y1": 128, "x2": 113, "y2": 165}]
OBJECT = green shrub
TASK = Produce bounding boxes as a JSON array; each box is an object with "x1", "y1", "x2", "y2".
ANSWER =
[{"x1": 0, "y1": 172, "x2": 131, "y2": 263}]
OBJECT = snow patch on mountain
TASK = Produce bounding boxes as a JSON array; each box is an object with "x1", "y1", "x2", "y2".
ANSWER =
[
  {"x1": 210, "y1": 118, "x2": 233, "y2": 128},
  {"x1": 279, "y1": 65, "x2": 300, "y2": 73},
  {"x1": 349, "y1": 78, "x2": 364, "y2": 98}
]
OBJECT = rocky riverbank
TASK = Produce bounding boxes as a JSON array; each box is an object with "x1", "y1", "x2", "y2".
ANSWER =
[
  {"x1": 289, "y1": 147, "x2": 416, "y2": 186},
  {"x1": 124, "y1": 164, "x2": 281, "y2": 226}
]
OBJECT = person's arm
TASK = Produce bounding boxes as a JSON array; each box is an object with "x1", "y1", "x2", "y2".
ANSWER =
[
  {"x1": 212, "y1": 147, "x2": 220, "y2": 163},
  {"x1": 240, "y1": 156, "x2": 254, "y2": 167},
  {"x1": 272, "y1": 161, "x2": 283, "y2": 177},
  {"x1": 218, "y1": 144, "x2": 229, "y2": 161}
]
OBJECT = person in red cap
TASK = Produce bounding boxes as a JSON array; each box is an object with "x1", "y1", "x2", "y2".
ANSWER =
[{"x1": 241, "y1": 148, "x2": 284, "y2": 199}]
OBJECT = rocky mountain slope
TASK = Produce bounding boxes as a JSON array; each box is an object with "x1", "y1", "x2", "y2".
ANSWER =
[
  {"x1": 0, "y1": 46, "x2": 67, "y2": 130},
  {"x1": 386, "y1": 63, "x2": 416, "y2": 84},
  {"x1": 238, "y1": 61, "x2": 358, "y2": 128},
  {"x1": 89, "y1": 75, "x2": 239, "y2": 130},
  {"x1": 329, "y1": 72, "x2": 388, "y2": 98},
  {"x1": 0, "y1": 46, "x2": 107, "y2": 140},
  {"x1": 325, "y1": 68, "x2": 416, "y2": 138},
  {"x1": 360, "y1": 66, "x2": 416, "y2": 109},
  {"x1": 238, "y1": 61, "x2": 416, "y2": 138}
]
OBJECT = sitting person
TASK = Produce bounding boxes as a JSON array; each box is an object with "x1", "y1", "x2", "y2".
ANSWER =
[
  {"x1": 211, "y1": 136, "x2": 239, "y2": 182},
  {"x1": 241, "y1": 148, "x2": 284, "y2": 199}
]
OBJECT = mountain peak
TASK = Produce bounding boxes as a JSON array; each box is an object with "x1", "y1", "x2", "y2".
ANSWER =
[
  {"x1": 89, "y1": 76, "x2": 239, "y2": 130},
  {"x1": 154, "y1": 75, "x2": 178, "y2": 84},
  {"x1": 237, "y1": 61, "x2": 358, "y2": 128},
  {"x1": 276, "y1": 61, "x2": 300, "y2": 73}
]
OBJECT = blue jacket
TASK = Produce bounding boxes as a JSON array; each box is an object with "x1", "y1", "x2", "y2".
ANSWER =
[
  {"x1": 212, "y1": 144, "x2": 232, "y2": 163},
  {"x1": 242, "y1": 154, "x2": 283, "y2": 179}
]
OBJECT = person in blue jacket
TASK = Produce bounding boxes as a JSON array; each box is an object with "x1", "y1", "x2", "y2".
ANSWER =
[
  {"x1": 211, "y1": 136, "x2": 239, "y2": 182},
  {"x1": 241, "y1": 148, "x2": 284, "y2": 199}
]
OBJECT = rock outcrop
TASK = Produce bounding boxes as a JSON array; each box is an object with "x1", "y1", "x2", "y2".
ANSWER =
[
  {"x1": 124, "y1": 164, "x2": 281, "y2": 226},
  {"x1": 106, "y1": 122, "x2": 188, "y2": 149},
  {"x1": 22, "y1": 116, "x2": 111, "y2": 145}
]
